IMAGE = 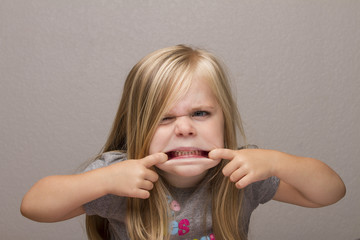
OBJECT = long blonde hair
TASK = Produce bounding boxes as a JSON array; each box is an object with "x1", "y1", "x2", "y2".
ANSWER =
[{"x1": 86, "y1": 45, "x2": 247, "y2": 239}]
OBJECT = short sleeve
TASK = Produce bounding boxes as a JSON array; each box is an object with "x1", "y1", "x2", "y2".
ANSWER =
[
  {"x1": 83, "y1": 151, "x2": 127, "y2": 172},
  {"x1": 245, "y1": 176, "x2": 280, "y2": 208},
  {"x1": 82, "y1": 151, "x2": 128, "y2": 219},
  {"x1": 239, "y1": 146, "x2": 279, "y2": 204},
  {"x1": 241, "y1": 176, "x2": 280, "y2": 234}
]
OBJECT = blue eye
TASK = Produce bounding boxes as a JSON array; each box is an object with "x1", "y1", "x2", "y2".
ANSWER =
[{"x1": 192, "y1": 111, "x2": 209, "y2": 118}]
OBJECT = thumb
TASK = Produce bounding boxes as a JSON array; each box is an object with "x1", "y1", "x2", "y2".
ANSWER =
[
  {"x1": 209, "y1": 148, "x2": 236, "y2": 161},
  {"x1": 141, "y1": 152, "x2": 168, "y2": 168}
]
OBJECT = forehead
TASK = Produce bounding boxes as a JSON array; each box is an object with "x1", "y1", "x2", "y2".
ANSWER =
[{"x1": 167, "y1": 77, "x2": 219, "y2": 113}]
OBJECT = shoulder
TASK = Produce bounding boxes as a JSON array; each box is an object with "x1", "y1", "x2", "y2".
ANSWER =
[{"x1": 83, "y1": 151, "x2": 127, "y2": 172}]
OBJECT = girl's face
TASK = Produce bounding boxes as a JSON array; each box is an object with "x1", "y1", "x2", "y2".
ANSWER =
[{"x1": 149, "y1": 77, "x2": 224, "y2": 188}]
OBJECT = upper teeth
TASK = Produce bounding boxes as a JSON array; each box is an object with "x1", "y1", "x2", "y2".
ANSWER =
[{"x1": 174, "y1": 150, "x2": 202, "y2": 157}]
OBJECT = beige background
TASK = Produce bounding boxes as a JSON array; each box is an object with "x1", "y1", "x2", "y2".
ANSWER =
[{"x1": 1, "y1": 1, "x2": 359, "y2": 239}]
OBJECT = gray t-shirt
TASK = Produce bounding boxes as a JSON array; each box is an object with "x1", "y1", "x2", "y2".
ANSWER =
[{"x1": 83, "y1": 151, "x2": 279, "y2": 239}]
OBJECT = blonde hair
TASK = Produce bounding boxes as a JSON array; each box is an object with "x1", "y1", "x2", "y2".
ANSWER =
[{"x1": 86, "y1": 45, "x2": 247, "y2": 239}]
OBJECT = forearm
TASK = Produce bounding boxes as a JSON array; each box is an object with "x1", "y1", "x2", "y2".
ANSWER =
[
  {"x1": 21, "y1": 168, "x2": 108, "y2": 222},
  {"x1": 272, "y1": 150, "x2": 346, "y2": 206}
]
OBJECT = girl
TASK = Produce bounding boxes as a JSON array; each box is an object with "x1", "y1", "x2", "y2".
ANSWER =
[{"x1": 21, "y1": 45, "x2": 346, "y2": 240}]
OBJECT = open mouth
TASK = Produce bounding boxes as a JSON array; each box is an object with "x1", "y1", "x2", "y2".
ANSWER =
[{"x1": 165, "y1": 150, "x2": 209, "y2": 159}]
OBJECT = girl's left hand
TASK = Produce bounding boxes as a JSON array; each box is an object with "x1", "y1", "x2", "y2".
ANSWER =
[{"x1": 209, "y1": 148, "x2": 277, "y2": 189}]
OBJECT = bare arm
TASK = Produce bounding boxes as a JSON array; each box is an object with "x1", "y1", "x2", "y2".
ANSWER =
[
  {"x1": 271, "y1": 151, "x2": 346, "y2": 207},
  {"x1": 209, "y1": 149, "x2": 346, "y2": 207},
  {"x1": 21, "y1": 170, "x2": 106, "y2": 222},
  {"x1": 20, "y1": 153, "x2": 167, "y2": 222}
]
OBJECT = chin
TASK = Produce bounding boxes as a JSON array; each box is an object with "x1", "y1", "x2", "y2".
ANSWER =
[{"x1": 171, "y1": 166, "x2": 209, "y2": 177}]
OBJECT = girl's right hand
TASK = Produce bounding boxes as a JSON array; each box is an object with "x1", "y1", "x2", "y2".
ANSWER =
[
  {"x1": 20, "y1": 153, "x2": 167, "y2": 222},
  {"x1": 103, "y1": 152, "x2": 167, "y2": 199}
]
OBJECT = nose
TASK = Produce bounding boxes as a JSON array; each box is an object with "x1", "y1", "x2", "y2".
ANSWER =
[{"x1": 174, "y1": 116, "x2": 196, "y2": 137}]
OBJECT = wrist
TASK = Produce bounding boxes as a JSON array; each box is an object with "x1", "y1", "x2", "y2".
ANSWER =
[{"x1": 269, "y1": 150, "x2": 283, "y2": 178}]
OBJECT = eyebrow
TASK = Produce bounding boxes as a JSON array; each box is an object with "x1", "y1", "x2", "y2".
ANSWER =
[{"x1": 192, "y1": 105, "x2": 216, "y2": 111}]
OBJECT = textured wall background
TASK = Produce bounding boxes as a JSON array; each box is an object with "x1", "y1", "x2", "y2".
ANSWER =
[{"x1": 1, "y1": 1, "x2": 359, "y2": 239}]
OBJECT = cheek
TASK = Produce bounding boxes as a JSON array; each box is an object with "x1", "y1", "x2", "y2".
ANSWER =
[
  {"x1": 198, "y1": 125, "x2": 224, "y2": 149},
  {"x1": 211, "y1": 129, "x2": 225, "y2": 148},
  {"x1": 148, "y1": 135, "x2": 158, "y2": 155},
  {"x1": 208, "y1": 117, "x2": 225, "y2": 148},
  {"x1": 149, "y1": 128, "x2": 167, "y2": 154}
]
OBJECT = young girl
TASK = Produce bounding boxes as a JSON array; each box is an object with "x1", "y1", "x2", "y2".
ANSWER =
[{"x1": 21, "y1": 45, "x2": 346, "y2": 240}]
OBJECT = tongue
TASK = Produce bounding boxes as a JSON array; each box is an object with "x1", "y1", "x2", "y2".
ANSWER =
[{"x1": 165, "y1": 150, "x2": 209, "y2": 159}]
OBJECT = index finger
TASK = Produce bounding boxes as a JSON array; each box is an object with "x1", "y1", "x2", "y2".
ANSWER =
[
  {"x1": 209, "y1": 148, "x2": 236, "y2": 161},
  {"x1": 141, "y1": 152, "x2": 168, "y2": 168}
]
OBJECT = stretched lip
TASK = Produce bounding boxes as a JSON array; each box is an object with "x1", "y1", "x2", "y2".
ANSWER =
[{"x1": 165, "y1": 148, "x2": 209, "y2": 160}]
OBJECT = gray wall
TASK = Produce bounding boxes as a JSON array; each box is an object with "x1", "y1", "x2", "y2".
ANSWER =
[{"x1": 1, "y1": 1, "x2": 359, "y2": 239}]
